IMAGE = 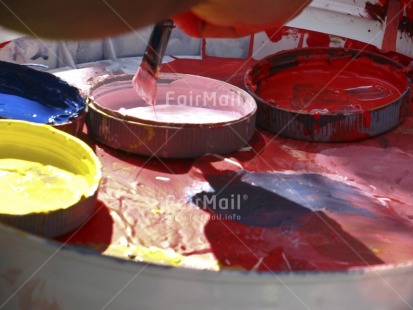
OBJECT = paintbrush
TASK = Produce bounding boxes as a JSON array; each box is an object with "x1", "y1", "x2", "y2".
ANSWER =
[{"x1": 132, "y1": 19, "x2": 174, "y2": 106}]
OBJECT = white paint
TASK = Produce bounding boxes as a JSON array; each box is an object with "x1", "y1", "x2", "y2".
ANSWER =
[
  {"x1": 119, "y1": 105, "x2": 242, "y2": 124},
  {"x1": 155, "y1": 176, "x2": 170, "y2": 182}
]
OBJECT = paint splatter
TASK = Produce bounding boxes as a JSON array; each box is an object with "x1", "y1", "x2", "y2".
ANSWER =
[
  {"x1": 265, "y1": 28, "x2": 301, "y2": 43},
  {"x1": 364, "y1": 0, "x2": 388, "y2": 23},
  {"x1": 0, "y1": 41, "x2": 11, "y2": 49},
  {"x1": 265, "y1": 27, "x2": 331, "y2": 48},
  {"x1": 305, "y1": 31, "x2": 331, "y2": 47}
]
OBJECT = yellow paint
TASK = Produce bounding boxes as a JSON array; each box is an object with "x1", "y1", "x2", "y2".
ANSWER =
[
  {"x1": 0, "y1": 158, "x2": 90, "y2": 215},
  {"x1": 128, "y1": 125, "x2": 156, "y2": 151},
  {"x1": 103, "y1": 244, "x2": 221, "y2": 270},
  {"x1": 144, "y1": 125, "x2": 155, "y2": 142},
  {"x1": 371, "y1": 247, "x2": 382, "y2": 254},
  {"x1": 0, "y1": 120, "x2": 101, "y2": 198},
  {"x1": 103, "y1": 244, "x2": 184, "y2": 267}
]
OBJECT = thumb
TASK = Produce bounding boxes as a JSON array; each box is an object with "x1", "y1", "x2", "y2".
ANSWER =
[{"x1": 172, "y1": 11, "x2": 203, "y2": 38}]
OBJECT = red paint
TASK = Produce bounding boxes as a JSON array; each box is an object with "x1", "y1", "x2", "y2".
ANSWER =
[
  {"x1": 305, "y1": 31, "x2": 330, "y2": 47},
  {"x1": 265, "y1": 27, "x2": 300, "y2": 43},
  {"x1": 255, "y1": 54, "x2": 407, "y2": 113},
  {"x1": 364, "y1": 0, "x2": 388, "y2": 23},
  {"x1": 399, "y1": 16, "x2": 413, "y2": 39},
  {"x1": 0, "y1": 41, "x2": 11, "y2": 49},
  {"x1": 164, "y1": 56, "x2": 256, "y2": 88},
  {"x1": 57, "y1": 201, "x2": 113, "y2": 252},
  {"x1": 313, "y1": 112, "x2": 321, "y2": 130},
  {"x1": 265, "y1": 27, "x2": 331, "y2": 47},
  {"x1": 381, "y1": 0, "x2": 400, "y2": 52},
  {"x1": 366, "y1": 0, "x2": 413, "y2": 43},
  {"x1": 53, "y1": 55, "x2": 413, "y2": 272},
  {"x1": 363, "y1": 111, "x2": 372, "y2": 127},
  {"x1": 315, "y1": 145, "x2": 413, "y2": 219},
  {"x1": 342, "y1": 41, "x2": 413, "y2": 83},
  {"x1": 401, "y1": 0, "x2": 413, "y2": 19},
  {"x1": 203, "y1": 211, "x2": 384, "y2": 271}
]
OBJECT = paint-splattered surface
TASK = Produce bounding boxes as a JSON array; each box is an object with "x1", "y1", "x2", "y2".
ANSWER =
[{"x1": 55, "y1": 43, "x2": 413, "y2": 272}]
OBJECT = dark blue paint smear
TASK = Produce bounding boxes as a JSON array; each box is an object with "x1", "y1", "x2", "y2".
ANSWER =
[
  {"x1": 0, "y1": 60, "x2": 85, "y2": 125},
  {"x1": 191, "y1": 171, "x2": 376, "y2": 228}
]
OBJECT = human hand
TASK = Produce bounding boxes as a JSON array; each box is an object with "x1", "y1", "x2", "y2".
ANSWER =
[
  {"x1": 173, "y1": 0, "x2": 311, "y2": 38},
  {"x1": 0, "y1": 0, "x2": 310, "y2": 40}
]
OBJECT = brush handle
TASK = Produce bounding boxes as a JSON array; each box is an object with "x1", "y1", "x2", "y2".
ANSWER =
[{"x1": 141, "y1": 19, "x2": 174, "y2": 77}]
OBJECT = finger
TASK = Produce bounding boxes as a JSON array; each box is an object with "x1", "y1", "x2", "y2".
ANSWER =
[
  {"x1": 173, "y1": 11, "x2": 268, "y2": 38},
  {"x1": 172, "y1": 11, "x2": 203, "y2": 38}
]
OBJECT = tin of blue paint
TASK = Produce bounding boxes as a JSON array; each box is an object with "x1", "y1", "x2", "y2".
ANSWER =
[{"x1": 0, "y1": 60, "x2": 87, "y2": 134}]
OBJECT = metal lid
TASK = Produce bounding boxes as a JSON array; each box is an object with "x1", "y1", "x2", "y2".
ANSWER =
[
  {"x1": 87, "y1": 73, "x2": 257, "y2": 158},
  {"x1": 245, "y1": 48, "x2": 411, "y2": 142}
]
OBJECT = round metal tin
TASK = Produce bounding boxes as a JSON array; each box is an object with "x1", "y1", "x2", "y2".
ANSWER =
[
  {"x1": 0, "y1": 60, "x2": 87, "y2": 136},
  {"x1": 245, "y1": 48, "x2": 411, "y2": 142},
  {"x1": 0, "y1": 120, "x2": 102, "y2": 238},
  {"x1": 87, "y1": 73, "x2": 257, "y2": 158}
]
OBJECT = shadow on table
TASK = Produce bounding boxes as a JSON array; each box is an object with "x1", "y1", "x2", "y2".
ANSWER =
[{"x1": 190, "y1": 162, "x2": 384, "y2": 271}]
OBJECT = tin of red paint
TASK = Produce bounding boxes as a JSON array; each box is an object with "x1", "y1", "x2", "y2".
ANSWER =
[{"x1": 245, "y1": 48, "x2": 411, "y2": 142}]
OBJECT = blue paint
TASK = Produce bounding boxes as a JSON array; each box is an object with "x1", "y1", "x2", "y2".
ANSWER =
[
  {"x1": 0, "y1": 93, "x2": 71, "y2": 123},
  {"x1": 191, "y1": 171, "x2": 376, "y2": 228},
  {"x1": 241, "y1": 172, "x2": 375, "y2": 216},
  {"x1": 0, "y1": 61, "x2": 85, "y2": 125}
]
